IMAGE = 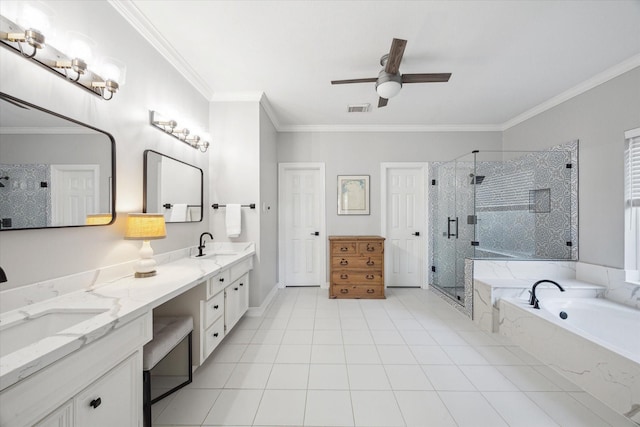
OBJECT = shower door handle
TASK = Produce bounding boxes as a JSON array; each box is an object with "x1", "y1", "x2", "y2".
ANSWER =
[{"x1": 447, "y1": 217, "x2": 458, "y2": 239}]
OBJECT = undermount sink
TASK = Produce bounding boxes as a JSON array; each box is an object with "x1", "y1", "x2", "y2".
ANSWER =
[{"x1": 0, "y1": 308, "x2": 108, "y2": 358}]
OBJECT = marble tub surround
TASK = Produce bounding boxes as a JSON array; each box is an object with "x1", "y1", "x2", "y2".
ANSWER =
[
  {"x1": 576, "y1": 262, "x2": 640, "y2": 309},
  {"x1": 0, "y1": 242, "x2": 255, "y2": 391},
  {"x1": 473, "y1": 277, "x2": 606, "y2": 332},
  {"x1": 499, "y1": 297, "x2": 640, "y2": 423},
  {"x1": 473, "y1": 259, "x2": 577, "y2": 280}
]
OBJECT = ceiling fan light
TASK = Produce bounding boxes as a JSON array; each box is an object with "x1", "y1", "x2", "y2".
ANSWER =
[{"x1": 375, "y1": 72, "x2": 402, "y2": 99}]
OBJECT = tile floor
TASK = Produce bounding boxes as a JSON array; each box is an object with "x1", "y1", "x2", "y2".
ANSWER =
[{"x1": 152, "y1": 287, "x2": 635, "y2": 427}]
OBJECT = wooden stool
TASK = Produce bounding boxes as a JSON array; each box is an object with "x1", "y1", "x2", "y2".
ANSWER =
[{"x1": 142, "y1": 316, "x2": 193, "y2": 427}]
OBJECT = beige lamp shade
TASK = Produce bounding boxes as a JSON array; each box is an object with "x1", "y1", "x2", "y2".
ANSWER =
[
  {"x1": 86, "y1": 213, "x2": 113, "y2": 225},
  {"x1": 124, "y1": 213, "x2": 166, "y2": 240}
]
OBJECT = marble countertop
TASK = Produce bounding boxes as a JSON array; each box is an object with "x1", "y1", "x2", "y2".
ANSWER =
[
  {"x1": 474, "y1": 277, "x2": 606, "y2": 289},
  {"x1": 0, "y1": 242, "x2": 255, "y2": 391}
]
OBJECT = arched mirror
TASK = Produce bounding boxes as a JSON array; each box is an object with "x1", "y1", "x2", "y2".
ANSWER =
[
  {"x1": 143, "y1": 150, "x2": 203, "y2": 223},
  {"x1": 0, "y1": 92, "x2": 115, "y2": 230}
]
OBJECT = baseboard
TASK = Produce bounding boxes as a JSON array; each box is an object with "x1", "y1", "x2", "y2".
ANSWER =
[{"x1": 246, "y1": 283, "x2": 278, "y2": 317}]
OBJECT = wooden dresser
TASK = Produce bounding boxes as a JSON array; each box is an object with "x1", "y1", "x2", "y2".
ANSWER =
[{"x1": 329, "y1": 235, "x2": 385, "y2": 299}]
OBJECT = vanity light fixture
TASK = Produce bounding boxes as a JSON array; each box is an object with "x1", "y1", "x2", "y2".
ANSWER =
[
  {"x1": 0, "y1": 13, "x2": 124, "y2": 100},
  {"x1": 124, "y1": 213, "x2": 166, "y2": 278},
  {"x1": 150, "y1": 111, "x2": 210, "y2": 153}
]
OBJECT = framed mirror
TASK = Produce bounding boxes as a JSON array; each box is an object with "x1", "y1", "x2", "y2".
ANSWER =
[
  {"x1": 0, "y1": 92, "x2": 116, "y2": 230},
  {"x1": 143, "y1": 150, "x2": 203, "y2": 223}
]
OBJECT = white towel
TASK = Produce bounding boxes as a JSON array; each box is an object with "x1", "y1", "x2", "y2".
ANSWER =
[
  {"x1": 225, "y1": 204, "x2": 242, "y2": 238},
  {"x1": 169, "y1": 203, "x2": 188, "y2": 222}
]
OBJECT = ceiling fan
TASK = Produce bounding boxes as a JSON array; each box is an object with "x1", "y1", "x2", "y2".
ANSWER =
[{"x1": 331, "y1": 38, "x2": 451, "y2": 108}]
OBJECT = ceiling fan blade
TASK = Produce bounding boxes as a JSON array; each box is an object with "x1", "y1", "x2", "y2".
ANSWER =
[
  {"x1": 385, "y1": 38, "x2": 407, "y2": 75},
  {"x1": 401, "y1": 73, "x2": 452, "y2": 83},
  {"x1": 378, "y1": 97, "x2": 389, "y2": 108},
  {"x1": 331, "y1": 78, "x2": 378, "y2": 85}
]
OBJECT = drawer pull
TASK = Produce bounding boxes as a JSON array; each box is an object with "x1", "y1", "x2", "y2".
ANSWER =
[
  {"x1": 240, "y1": 283, "x2": 244, "y2": 286},
  {"x1": 213, "y1": 305, "x2": 219, "y2": 309},
  {"x1": 234, "y1": 287, "x2": 239, "y2": 291},
  {"x1": 89, "y1": 397, "x2": 102, "y2": 409},
  {"x1": 367, "y1": 289, "x2": 375, "y2": 294},
  {"x1": 219, "y1": 277, "x2": 225, "y2": 282},
  {"x1": 366, "y1": 258, "x2": 374, "y2": 266},
  {"x1": 366, "y1": 274, "x2": 375, "y2": 280},
  {"x1": 340, "y1": 247, "x2": 349, "y2": 252},
  {"x1": 213, "y1": 332, "x2": 219, "y2": 337},
  {"x1": 340, "y1": 274, "x2": 348, "y2": 279},
  {"x1": 340, "y1": 259, "x2": 348, "y2": 265},
  {"x1": 366, "y1": 244, "x2": 375, "y2": 252},
  {"x1": 340, "y1": 289, "x2": 348, "y2": 294}
]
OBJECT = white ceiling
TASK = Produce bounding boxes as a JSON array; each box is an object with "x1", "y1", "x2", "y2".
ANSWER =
[{"x1": 112, "y1": 0, "x2": 640, "y2": 131}]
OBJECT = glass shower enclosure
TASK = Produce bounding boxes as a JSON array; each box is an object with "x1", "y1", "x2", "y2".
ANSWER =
[{"x1": 431, "y1": 148, "x2": 575, "y2": 304}]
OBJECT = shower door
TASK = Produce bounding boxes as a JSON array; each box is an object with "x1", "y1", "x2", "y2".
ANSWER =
[{"x1": 432, "y1": 154, "x2": 477, "y2": 303}]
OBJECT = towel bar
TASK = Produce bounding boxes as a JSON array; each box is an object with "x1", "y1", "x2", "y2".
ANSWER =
[{"x1": 212, "y1": 203, "x2": 256, "y2": 209}]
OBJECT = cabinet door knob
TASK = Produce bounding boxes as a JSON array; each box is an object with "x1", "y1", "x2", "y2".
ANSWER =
[
  {"x1": 89, "y1": 397, "x2": 102, "y2": 409},
  {"x1": 234, "y1": 287, "x2": 239, "y2": 291},
  {"x1": 240, "y1": 283, "x2": 244, "y2": 286},
  {"x1": 213, "y1": 332, "x2": 219, "y2": 337},
  {"x1": 213, "y1": 305, "x2": 219, "y2": 309},
  {"x1": 340, "y1": 259, "x2": 348, "y2": 265},
  {"x1": 219, "y1": 277, "x2": 225, "y2": 282}
]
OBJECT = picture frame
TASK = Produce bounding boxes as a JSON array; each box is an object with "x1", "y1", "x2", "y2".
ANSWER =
[{"x1": 337, "y1": 175, "x2": 370, "y2": 215}]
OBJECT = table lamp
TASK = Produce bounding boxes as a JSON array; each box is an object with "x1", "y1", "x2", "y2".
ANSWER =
[{"x1": 125, "y1": 213, "x2": 166, "y2": 278}]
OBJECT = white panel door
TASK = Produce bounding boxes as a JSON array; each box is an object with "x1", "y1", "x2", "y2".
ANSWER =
[
  {"x1": 384, "y1": 165, "x2": 425, "y2": 287},
  {"x1": 51, "y1": 165, "x2": 100, "y2": 226},
  {"x1": 279, "y1": 163, "x2": 325, "y2": 287}
]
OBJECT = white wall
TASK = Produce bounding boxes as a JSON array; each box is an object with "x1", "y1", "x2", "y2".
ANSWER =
[
  {"x1": 259, "y1": 105, "x2": 278, "y2": 303},
  {"x1": 503, "y1": 67, "x2": 640, "y2": 268},
  {"x1": 0, "y1": 1, "x2": 210, "y2": 290},
  {"x1": 277, "y1": 131, "x2": 503, "y2": 237}
]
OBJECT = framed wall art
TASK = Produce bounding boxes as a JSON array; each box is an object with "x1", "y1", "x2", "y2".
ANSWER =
[{"x1": 337, "y1": 175, "x2": 370, "y2": 215}]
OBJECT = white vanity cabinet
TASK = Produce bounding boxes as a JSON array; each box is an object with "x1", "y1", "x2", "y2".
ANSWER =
[
  {"x1": 1, "y1": 312, "x2": 151, "y2": 427},
  {"x1": 155, "y1": 256, "x2": 253, "y2": 367}
]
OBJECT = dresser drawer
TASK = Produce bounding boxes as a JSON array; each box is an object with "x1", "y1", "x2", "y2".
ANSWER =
[
  {"x1": 207, "y1": 269, "x2": 230, "y2": 299},
  {"x1": 331, "y1": 256, "x2": 382, "y2": 269},
  {"x1": 331, "y1": 285, "x2": 384, "y2": 299},
  {"x1": 332, "y1": 270, "x2": 383, "y2": 285},
  {"x1": 203, "y1": 291, "x2": 225, "y2": 329},
  {"x1": 357, "y1": 241, "x2": 384, "y2": 255},
  {"x1": 331, "y1": 241, "x2": 357, "y2": 254},
  {"x1": 202, "y1": 316, "x2": 225, "y2": 360}
]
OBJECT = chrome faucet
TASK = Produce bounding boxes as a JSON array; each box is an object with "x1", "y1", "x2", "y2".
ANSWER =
[
  {"x1": 529, "y1": 279, "x2": 565, "y2": 309},
  {"x1": 197, "y1": 232, "x2": 214, "y2": 257}
]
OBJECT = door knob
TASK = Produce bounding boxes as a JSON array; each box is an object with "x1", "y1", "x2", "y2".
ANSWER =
[
  {"x1": 412, "y1": 232, "x2": 420, "y2": 236},
  {"x1": 310, "y1": 231, "x2": 319, "y2": 236}
]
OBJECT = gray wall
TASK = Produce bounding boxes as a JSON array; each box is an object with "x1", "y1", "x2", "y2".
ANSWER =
[
  {"x1": 503, "y1": 67, "x2": 640, "y2": 268},
  {"x1": 0, "y1": 1, "x2": 210, "y2": 289},
  {"x1": 277, "y1": 131, "x2": 503, "y2": 237}
]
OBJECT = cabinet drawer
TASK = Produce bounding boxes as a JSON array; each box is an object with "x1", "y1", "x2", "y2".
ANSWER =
[
  {"x1": 331, "y1": 241, "x2": 356, "y2": 254},
  {"x1": 331, "y1": 270, "x2": 383, "y2": 285},
  {"x1": 207, "y1": 269, "x2": 230, "y2": 299},
  {"x1": 203, "y1": 317, "x2": 225, "y2": 360},
  {"x1": 230, "y1": 258, "x2": 253, "y2": 282},
  {"x1": 203, "y1": 291, "x2": 225, "y2": 329},
  {"x1": 331, "y1": 285, "x2": 384, "y2": 299},
  {"x1": 331, "y1": 256, "x2": 382, "y2": 269},
  {"x1": 74, "y1": 352, "x2": 139, "y2": 427},
  {"x1": 357, "y1": 241, "x2": 384, "y2": 255}
]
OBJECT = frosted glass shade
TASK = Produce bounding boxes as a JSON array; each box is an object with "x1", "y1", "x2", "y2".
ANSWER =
[{"x1": 376, "y1": 80, "x2": 402, "y2": 99}]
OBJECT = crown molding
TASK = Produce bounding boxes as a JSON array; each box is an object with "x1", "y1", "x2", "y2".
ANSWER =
[
  {"x1": 500, "y1": 54, "x2": 640, "y2": 131},
  {"x1": 278, "y1": 124, "x2": 502, "y2": 133},
  {"x1": 108, "y1": 0, "x2": 213, "y2": 99}
]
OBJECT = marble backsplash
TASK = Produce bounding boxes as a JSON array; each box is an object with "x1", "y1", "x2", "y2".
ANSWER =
[{"x1": 576, "y1": 263, "x2": 640, "y2": 309}]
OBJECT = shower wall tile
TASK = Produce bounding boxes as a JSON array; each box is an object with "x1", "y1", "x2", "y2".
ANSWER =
[{"x1": 576, "y1": 262, "x2": 640, "y2": 309}]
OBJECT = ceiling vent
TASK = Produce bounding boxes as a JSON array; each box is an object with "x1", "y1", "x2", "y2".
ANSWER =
[{"x1": 347, "y1": 103, "x2": 371, "y2": 113}]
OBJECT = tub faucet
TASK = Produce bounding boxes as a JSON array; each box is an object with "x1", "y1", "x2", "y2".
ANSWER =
[
  {"x1": 197, "y1": 232, "x2": 214, "y2": 257},
  {"x1": 529, "y1": 279, "x2": 565, "y2": 309}
]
